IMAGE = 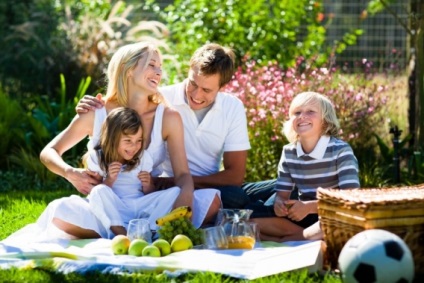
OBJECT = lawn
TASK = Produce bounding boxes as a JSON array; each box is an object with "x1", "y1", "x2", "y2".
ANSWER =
[
  {"x1": 1, "y1": 173, "x2": 422, "y2": 283},
  {"x1": 0, "y1": 173, "x2": 343, "y2": 283}
]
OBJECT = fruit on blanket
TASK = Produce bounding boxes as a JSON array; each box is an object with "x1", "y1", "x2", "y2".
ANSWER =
[
  {"x1": 111, "y1": 235, "x2": 131, "y2": 255},
  {"x1": 142, "y1": 245, "x2": 161, "y2": 257},
  {"x1": 156, "y1": 206, "x2": 192, "y2": 226},
  {"x1": 152, "y1": 239, "x2": 171, "y2": 256},
  {"x1": 171, "y1": 234, "x2": 193, "y2": 252},
  {"x1": 128, "y1": 239, "x2": 149, "y2": 257},
  {"x1": 157, "y1": 217, "x2": 203, "y2": 246}
]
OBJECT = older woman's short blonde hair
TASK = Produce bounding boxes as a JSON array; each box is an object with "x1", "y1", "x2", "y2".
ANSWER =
[{"x1": 283, "y1": 91, "x2": 340, "y2": 143}]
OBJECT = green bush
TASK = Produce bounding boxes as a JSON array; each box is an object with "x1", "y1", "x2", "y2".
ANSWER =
[
  {"x1": 146, "y1": 0, "x2": 325, "y2": 71},
  {"x1": 0, "y1": 90, "x2": 26, "y2": 167},
  {"x1": 4, "y1": 75, "x2": 91, "y2": 180},
  {"x1": 0, "y1": 0, "x2": 173, "y2": 100},
  {"x1": 0, "y1": 0, "x2": 74, "y2": 98},
  {"x1": 143, "y1": 0, "x2": 363, "y2": 79}
]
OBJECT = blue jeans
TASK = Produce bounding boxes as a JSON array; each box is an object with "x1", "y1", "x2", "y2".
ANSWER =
[
  {"x1": 213, "y1": 185, "x2": 251, "y2": 209},
  {"x1": 242, "y1": 179, "x2": 278, "y2": 218},
  {"x1": 242, "y1": 179, "x2": 276, "y2": 203},
  {"x1": 243, "y1": 180, "x2": 300, "y2": 218},
  {"x1": 214, "y1": 179, "x2": 276, "y2": 209}
]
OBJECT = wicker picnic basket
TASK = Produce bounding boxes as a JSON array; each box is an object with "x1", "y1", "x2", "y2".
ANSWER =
[{"x1": 317, "y1": 185, "x2": 424, "y2": 272}]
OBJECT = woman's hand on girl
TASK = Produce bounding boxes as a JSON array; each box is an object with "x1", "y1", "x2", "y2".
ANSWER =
[{"x1": 65, "y1": 168, "x2": 101, "y2": 195}]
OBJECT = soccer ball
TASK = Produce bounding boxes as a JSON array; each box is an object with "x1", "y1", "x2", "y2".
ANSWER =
[{"x1": 338, "y1": 229, "x2": 414, "y2": 283}]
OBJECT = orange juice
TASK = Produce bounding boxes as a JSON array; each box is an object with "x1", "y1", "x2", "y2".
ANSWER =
[{"x1": 227, "y1": 236, "x2": 255, "y2": 249}]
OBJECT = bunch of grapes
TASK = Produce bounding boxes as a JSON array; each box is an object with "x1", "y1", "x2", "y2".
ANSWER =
[{"x1": 157, "y1": 217, "x2": 204, "y2": 246}]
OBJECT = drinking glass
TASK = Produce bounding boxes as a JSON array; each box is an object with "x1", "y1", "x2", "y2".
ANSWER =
[
  {"x1": 127, "y1": 219, "x2": 152, "y2": 242},
  {"x1": 202, "y1": 226, "x2": 229, "y2": 250}
]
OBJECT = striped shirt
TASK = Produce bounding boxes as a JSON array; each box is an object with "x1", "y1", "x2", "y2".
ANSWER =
[{"x1": 275, "y1": 135, "x2": 360, "y2": 201}]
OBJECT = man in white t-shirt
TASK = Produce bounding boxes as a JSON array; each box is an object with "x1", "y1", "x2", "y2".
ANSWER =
[
  {"x1": 155, "y1": 43, "x2": 251, "y2": 208},
  {"x1": 76, "y1": 43, "x2": 254, "y2": 209}
]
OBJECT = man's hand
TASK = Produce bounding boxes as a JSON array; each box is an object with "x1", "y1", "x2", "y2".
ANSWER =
[
  {"x1": 104, "y1": 162, "x2": 122, "y2": 187},
  {"x1": 75, "y1": 93, "x2": 105, "y2": 114},
  {"x1": 152, "y1": 176, "x2": 175, "y2": 190},
  {"x1": 66, "y1": 168, "x2": 102, "y2": 195}
]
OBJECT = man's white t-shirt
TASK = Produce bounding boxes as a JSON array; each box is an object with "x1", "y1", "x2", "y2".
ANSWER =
[{"x1": 159, "y1": 81, "x2": 251, "y2": 177}]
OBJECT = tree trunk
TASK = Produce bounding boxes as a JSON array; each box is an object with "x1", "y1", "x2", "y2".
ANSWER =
[{"x1": 414, "y1": 1, "x2": 424, "y2": 149}]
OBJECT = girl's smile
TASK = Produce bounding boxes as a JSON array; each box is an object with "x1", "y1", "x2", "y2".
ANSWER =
[{"x1": 117, "y1": 127, "x2": 143, "y2": 162}]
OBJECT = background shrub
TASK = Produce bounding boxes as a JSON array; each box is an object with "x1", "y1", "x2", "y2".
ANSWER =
[
  {"x1": 143, "y1": 0, "x2": 363, "y2": 81},
  {"x1": 0, "y1": 0, "x2": 173, "y2": 100},
  {"x1": 0, "y1": 0, "x2": 71, "y2": 98},
  {"x1": 0, "y1": 90, "x2": 26, "y2": 168}
]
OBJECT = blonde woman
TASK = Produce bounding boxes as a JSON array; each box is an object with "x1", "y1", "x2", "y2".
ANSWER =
[{"x1": 5, "y1": 42, "x2": 220, "y2": 243}]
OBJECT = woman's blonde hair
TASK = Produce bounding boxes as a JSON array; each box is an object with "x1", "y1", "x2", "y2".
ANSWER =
[
  {"x1": 283, "y1": 91, "x2": 340, "y2": 143},
  {"x1": 105, "y1": 42, "x2": 163, "y2": 106}
]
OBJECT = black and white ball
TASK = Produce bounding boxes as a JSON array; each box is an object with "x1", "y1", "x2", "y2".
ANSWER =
[{"x1": 338, "y1": 229, "x2": 414, "y2": 283}]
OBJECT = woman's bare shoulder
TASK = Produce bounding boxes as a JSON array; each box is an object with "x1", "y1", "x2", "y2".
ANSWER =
[
  {"x1": 163, "y1": 106, "x2": 182, "y2": 123},
  {"x1": 161, "y1": 105, "x2": 183, "y2": 135}
]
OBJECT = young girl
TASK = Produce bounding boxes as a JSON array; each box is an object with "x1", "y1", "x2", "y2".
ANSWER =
[
  {"x1": 85, "y1": 107, "x2": 162, "y2": 237},
  {"x1": 253, "y1": 91, "x2": 360, "y2": 242}
]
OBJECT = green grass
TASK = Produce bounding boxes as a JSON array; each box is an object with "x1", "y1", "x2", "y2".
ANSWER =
[
  {"x1": 0, "y1": 268, "x2": 341, "y2": 283},
  {"x1": 0, "y1": 171, "x2": 342, "y2": 282}
]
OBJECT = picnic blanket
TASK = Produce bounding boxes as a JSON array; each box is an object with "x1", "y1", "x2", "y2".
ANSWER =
[{"x1": 0, "y1": 238, "x2": 323, "y2": 280}]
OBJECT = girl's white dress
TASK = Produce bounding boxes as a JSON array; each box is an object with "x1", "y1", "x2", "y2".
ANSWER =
[{"x1": 3, "y1": 104, "x2": 219, "y2": 244}]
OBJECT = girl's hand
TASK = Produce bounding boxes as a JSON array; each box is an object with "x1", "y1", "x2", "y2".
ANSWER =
[
  {"x1": 65, "y1": 168, "x2": 102, "y2": 195},
  {"x1": 75, "y1": 93, "x2": 105, "y2": 114},
  {"x1": 285, "y1": 200, "x2": 309, "y2": 221},
  {"x1": 104, "y1": 162, "x2": 122, "y2": 186},
  {"x1": 138, "y1": 171, "x2": 155, "y2": 194}
]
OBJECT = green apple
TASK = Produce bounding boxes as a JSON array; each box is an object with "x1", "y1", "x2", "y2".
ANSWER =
[
  {"x1": 111, "y1": 235, "x2": 131, "y2": 255},
  {"x1": 142, "y1": 245, "x2": 161, "y2": 257},
  {"x1": 152, "y1": 239, "x2": 171, "y2": 256},
  {"x1": 128, "y1": 239, "x2": 149, "y2": 257},
  {"x1": 171, "y1": 234, "x2": 193, "y2": 252}
]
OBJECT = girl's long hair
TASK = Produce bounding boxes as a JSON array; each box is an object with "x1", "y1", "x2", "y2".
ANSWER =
[{"x1": 83, "y1": 107, "x2": 143, "y2": 173}]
